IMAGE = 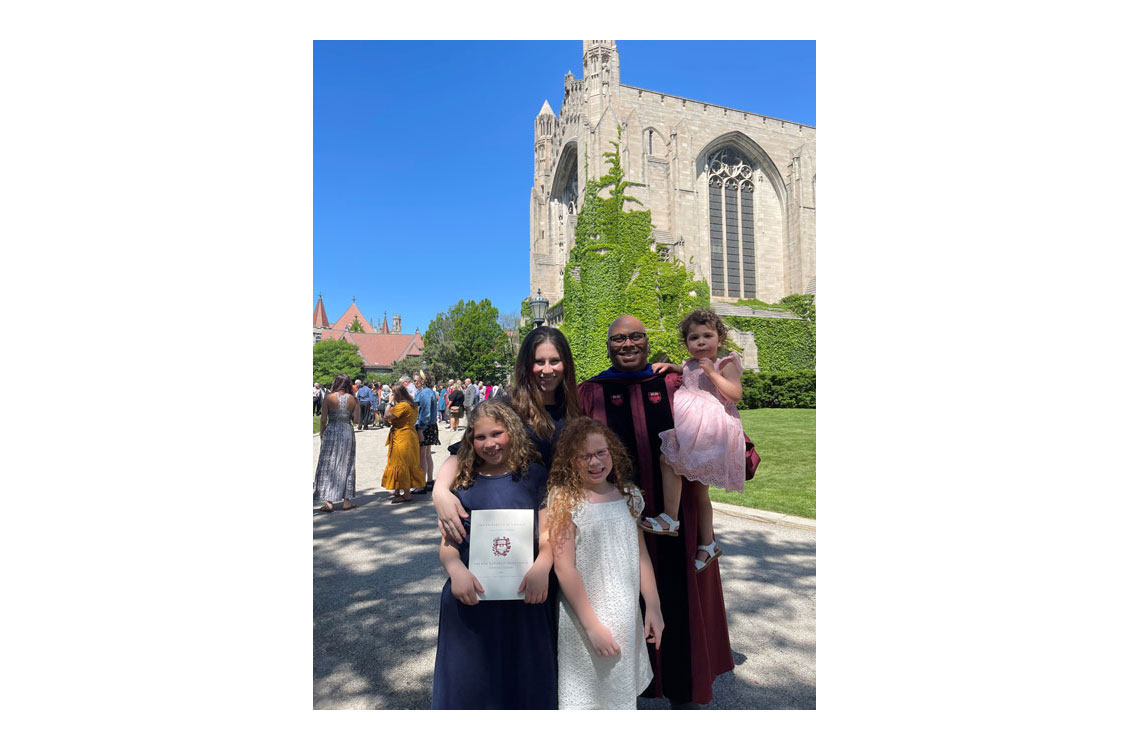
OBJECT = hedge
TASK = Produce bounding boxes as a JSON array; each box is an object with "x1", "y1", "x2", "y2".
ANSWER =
[{"x1": 739, "y1": 370, "x2": 816, "y2": 409}]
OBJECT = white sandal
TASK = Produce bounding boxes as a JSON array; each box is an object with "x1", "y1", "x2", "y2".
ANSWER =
[
  {"x1": 639, "y1": 512, "x2": 680, "y2": 536},
  {"x1": 695, "y1": 540, "x2": 723, "y2": 573}
]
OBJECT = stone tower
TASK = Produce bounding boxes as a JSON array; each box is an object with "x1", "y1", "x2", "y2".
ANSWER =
[
  {"x1": 581, "y1": 40, "x2": 620, "y2": 121},
  {"x1": 529, "y1": 40, "x2": 816, "y2": 308}
]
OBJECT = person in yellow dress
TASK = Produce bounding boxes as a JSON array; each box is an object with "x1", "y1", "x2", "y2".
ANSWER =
[{"x1": 383, "y1": 383, "x2": 425, "y2": 503}]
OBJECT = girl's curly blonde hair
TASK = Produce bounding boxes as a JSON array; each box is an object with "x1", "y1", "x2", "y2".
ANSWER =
[
  {"x1": 546, "y1": 416, "x2": 639, "y2": 545},
  {"x1": 452, "y1": 400, "x2": 540, "y2": 490}
]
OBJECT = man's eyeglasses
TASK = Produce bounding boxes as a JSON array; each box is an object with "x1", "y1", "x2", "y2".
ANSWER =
[{"x1": 608, "y1": 332, "x2": 648, "y2": 345}]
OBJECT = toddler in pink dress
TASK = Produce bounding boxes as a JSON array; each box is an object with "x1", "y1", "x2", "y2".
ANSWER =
[{"x1": 640, "y1": 309, "x2": 745, "y2": 573}]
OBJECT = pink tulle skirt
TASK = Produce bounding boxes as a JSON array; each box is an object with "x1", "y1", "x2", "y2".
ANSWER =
[{"x1": 658, "y1": 387, "x2": 746, "y2": 493}]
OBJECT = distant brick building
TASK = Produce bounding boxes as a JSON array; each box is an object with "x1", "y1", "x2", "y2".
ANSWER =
[{"x1": 313, "y1": 295, "x2": 424, "y2": 376}]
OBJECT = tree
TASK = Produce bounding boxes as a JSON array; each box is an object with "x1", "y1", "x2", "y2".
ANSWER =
[
  {"x1": 517, "y1": 298, "x2": 535, "y2": 342},
  {"x1": 420, "y1": 309, "x2": 460, "y2": 383},
  {"x1": 497, "y1": 311, "x2": 522, "y2": 356},
  {"x1": 559, "y1": 132, "x2": 709, "y2": 380},
  {"x1": 347, "y1": 316, "x2": 365, "y2": 333},
  {"x1": 312, "y1": 338, "x2": 363, "y2": 384},
  {"x1": 422, "y1": 299, "x2": 515, "y2": 383},
  {"x1": 388, "y1": 354, "x2": 426, "y2": 382}
]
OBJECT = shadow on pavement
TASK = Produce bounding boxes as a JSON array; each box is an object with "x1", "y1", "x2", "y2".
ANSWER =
[
  {"x1": 314, "y1": 429, "x2": 814, "y2": 710},
  {"x1": 314, "y1": 491, "x2": 446, "y2": 710},
  {"x1": 636, "y1": 522, "x2": 816, "y2": 710}
]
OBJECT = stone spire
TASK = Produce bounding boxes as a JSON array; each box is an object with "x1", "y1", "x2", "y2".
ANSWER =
[
  {"x1": 535, "y1": 100, "x2": 557, "y2": 176},
  {"x1": 581, "y1": 40, "x2": 619, "y2": 125},
  {"x1": 582, "y1": 40, "x2": 619, "y2": 88}
]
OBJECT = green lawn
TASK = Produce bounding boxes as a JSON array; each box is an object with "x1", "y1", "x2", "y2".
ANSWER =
[
  {"x1": 708, "y1": 409, "x2": 815, "y2": 519},
  {"x1": 313, "y1": 408, "x2": 816, "y2": 519}
]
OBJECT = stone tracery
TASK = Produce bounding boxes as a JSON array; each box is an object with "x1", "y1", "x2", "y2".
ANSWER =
[{"x1": 705, "y1": 148, "x2": 758, "y2": 299}]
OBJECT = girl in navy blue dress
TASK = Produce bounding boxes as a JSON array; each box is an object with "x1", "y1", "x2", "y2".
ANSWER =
[{"x1": 431, "y1": 400, "x2": 557, "y2": 709}]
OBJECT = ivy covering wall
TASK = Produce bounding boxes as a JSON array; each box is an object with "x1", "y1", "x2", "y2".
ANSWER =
[
  {"x1": 546, "y1": 132, "x2": 816, "y2": 385},
  {"x1": 726, "y1": 316, "x2": 816, "y2": 372},
  {"x1": 560, "y1": 133, "x2": 709, "y2": 380}
]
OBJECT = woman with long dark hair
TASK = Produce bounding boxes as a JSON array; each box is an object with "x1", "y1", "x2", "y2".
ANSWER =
[
  {"x1": 314, "y1": 373, "x2": 360, "y2": 512},
  {"x1": 433, "y1": 326, "x2": 582, "y2": 543}
]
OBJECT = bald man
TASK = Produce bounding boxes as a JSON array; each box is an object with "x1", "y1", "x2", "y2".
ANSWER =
[{"x1": 577, "y1": 315, "x2": 734, "y2": 708}]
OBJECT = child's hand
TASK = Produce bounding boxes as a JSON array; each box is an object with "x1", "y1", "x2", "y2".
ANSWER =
[
  {"x1": 450, "y1": 568, "x2": 484, "y2": 606},
  {"x1": 585, "y1": 622, "x2": 621, "y2": 658},
  {"x1": 517, "y1": 562, "x2": 549, "y2": 604},
  {"x1": 643, "y1": 608, "x2": 665, "y2": 651},
  {"x1": 697, "y1": 356, "x2": 716, "y2": 374},
  {"x1": 651, "y1": 361, "x2": 683, "y2": 375}
]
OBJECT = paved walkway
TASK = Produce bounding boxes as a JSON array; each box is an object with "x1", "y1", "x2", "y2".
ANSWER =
[{"x1": 313, "y1": 423, "x2": 815, "y2": 709}]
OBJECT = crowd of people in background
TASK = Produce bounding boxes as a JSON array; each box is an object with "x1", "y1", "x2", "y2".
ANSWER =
[
  {"x1": 314, "y1": 375, "x2": 510, "y2": 432},
  {"x1": 314, "y1": 373, "x2": 511, "y2": 498}
]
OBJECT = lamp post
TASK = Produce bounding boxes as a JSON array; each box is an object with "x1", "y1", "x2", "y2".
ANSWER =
[{"x1": 530, "y1": 288, "x2": 548, "y2": 328}]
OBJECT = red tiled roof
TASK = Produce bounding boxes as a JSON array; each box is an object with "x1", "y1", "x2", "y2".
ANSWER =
[
  {"x1": 332, "y1": 302, "x2": 375, "y2": 333},
  {"x1": 313, "y1": 296, "x2": 330, "y2": 327},
  {"x1": 341, "y1": 331, "x2": 424, "y2": 367}
]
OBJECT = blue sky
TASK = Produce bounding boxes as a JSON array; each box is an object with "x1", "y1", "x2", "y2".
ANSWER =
[{"x1": 314, "y1": 40, "x2": 816, "y2": 333}]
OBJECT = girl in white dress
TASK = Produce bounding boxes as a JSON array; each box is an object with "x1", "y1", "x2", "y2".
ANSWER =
[{"x1": 547, "y1": 417, "x2": 664, "y2": 710}]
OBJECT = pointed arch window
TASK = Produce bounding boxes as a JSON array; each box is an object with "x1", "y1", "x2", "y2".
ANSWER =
[
  {"x1": 706, "y1": 148, "x2": 757, "y2": 298},
  {"x1": 552, "y1": 146, "x2": 579, "y2": 211}
]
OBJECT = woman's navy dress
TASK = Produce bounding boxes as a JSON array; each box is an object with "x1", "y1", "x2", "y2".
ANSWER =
[
  {"x1": 431, "y1": 464, "x2": 557, "y2": 709},
  {"x1": 529, "y1": 399, "x2": 567, "y2": 468}
]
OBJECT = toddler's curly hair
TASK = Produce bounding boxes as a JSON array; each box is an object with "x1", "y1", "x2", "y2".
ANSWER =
[
  {"x1": 678, "y1": 307, "x2": 728, "y2": 347},
  {"x1": 546, "y1": 416, "x2": 639, "y2": 546}
]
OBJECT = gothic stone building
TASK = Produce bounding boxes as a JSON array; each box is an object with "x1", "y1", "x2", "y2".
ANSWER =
[{"x1": 529, "y1": 40, "x2": 816, "y2": 310}]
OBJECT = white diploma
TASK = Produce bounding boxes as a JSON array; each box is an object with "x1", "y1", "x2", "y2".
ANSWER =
[{"x1": 468, "y1": 509, "x2": 535, "y2": 601}]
